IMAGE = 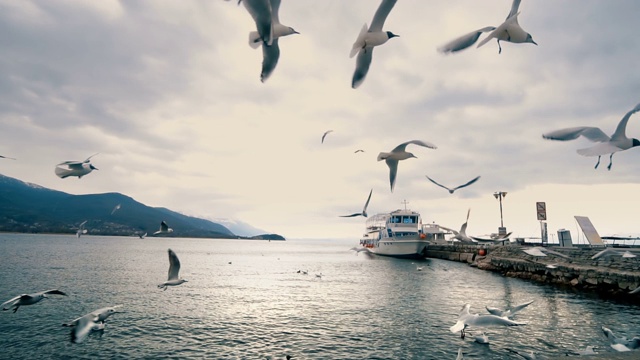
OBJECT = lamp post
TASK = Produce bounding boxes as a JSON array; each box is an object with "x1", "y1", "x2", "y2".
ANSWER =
[{"x1": 493, "y1": 191, "x2": 507, "y2": 234}]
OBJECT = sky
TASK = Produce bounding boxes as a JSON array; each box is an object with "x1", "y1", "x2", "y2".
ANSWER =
[{"x1": 1, "y1": 0, "x2": 640, "y2": 240}]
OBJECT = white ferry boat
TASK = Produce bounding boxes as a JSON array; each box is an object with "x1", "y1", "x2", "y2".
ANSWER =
[{"x1": 358, "y1": 207, "x2": 447, "y2": 258}]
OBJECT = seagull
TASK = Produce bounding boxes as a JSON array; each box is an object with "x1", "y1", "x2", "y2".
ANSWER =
[
  {"x1": 349, "y1": 247, "x2": 369, "y2": 255},
  {"x1": 248, "y1": 0, "x2": 299, "y2": 82},
  {"x1": 439, "y1": 209, "x2": 474, "y2": 243},
  {"x1": 315, "y1": 273, "x2": 322, "y2": 278},
  {"x1": 425, "y1": 175, "x2": 481, "y2": 194},
  {"x1": 354, "y1": 149, "x2": 365, "y2": 153},
  {"x1": 474, "y1": 332, "x2": 490, "y2": 344},
  {"x1": 486, "y1": 300, "x2": 533, "y2": 319},
  {"x1": 138, "y1": 232, "x2": 147, "y2": 239},
  {"x1": 456, "y1": 348, "x2": 464, "y2": 360},
  {"x1": 543, "y1": 102, "x2": 640, "y2": 170},
  {"x1": 378, "y1": 140, "x2": 437, "y2": 192},
  {"x1": 591, "y1": 247, "x2": 639, "y2": 260},
  {"x1": 522, "y1": 247, "x2": 570, "y2": 259},
  {"x1": 76, "y1": 220, "x2": 88, "y2": 238},
  {"x1": 321, "y1": 130, "x2": 333, "y2": 144},
  {"x1": 0, "y1": 155, "x2": 16, "y2": 160},
  {"x1": 450, "y1": 304, "x2": 525, "y2": 339},
  {"x1": 602, "y1": 326, "x2": 640, "y2": 350},
  {"x1": 476, "y1": 0, "x2": 537, "y2": 54},
  {"x1": 111, "y1": 204, "x2": 121, "y2": 215},
  {"x1": 340, "y1": 189, "x2": 373, "y2": 218},
  {"x1": 64, "y1": 305, "x2": 121, "y2": 343},
  {"x1": 1, "y1": 289, "x2": 67, "y2": 313},
  {"x1": 55, "y1": 153, "x2": 99, "y2": 179},
  {"x1": 566, "y1": 346, "x2": 597, "y2": 356},
  {"x1": 416, "y1": 266, "x2": 424, "y2": 271},
  {"x1": 153, "y1": 221, "x2": 174, "y2": 236},
  {"x1": 505, "y1": 348, "x2": 537, "y2": 360},
  {"x1": 239, "y1": 0, "x2": 273, "y2": 47},
  {"x1": 438, "y1": 26, "x2": 496, "y2": 53},
  {"x1": 158, "y1": 249, "x2": 188, "y2": 291},
  {"x1": 350, "y1": 0, "x2": 399, "y2": 89}
]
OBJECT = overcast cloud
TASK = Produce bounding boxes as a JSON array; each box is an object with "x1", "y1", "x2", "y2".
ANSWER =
[{"x1": 1, "y1": 0, "x2": 640, "y2": 240}]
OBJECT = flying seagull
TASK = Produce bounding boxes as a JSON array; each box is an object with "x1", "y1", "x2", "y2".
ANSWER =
[
  {"x1": 439, "y1": 0, "x2": 535, "y2": 54},
  {"x1": 602, "y1": 326, "x2": 640, "y2": 350},
  {"x1": 1, "y1": 289, "x2": 67, "y2": 313},
  {"x1": 321, "y1": 130, "x2": 333, "y2": 144},
  {"x1": 439, "y1": 209, "x2": 474, "y2": 243},
  {"x1": 76, "y1": 220, "x2": 88, "y2": 238},
  {"x1": 350, "y1": 0, "x2": 399, "y2": 89},
  {"x1": 450, "y1": 303, "x2": 525, "y2": 339},
  {"x1": 426, "y1": 175, "x2": 481, "y2": 194},
  {"x1": 158, "y1": 249, "x2": 188, "y2": 290},
  {"x1": 354, "y1": 149, "x2": 365, "y2": 153},
  {"x1": 543, "y1": 102, "x2": 640, "y2": 170},
  {"x1": 0, "y1": 155, "x2": 16, "y2": 160},
  {"x1": 153, "y1": 221, "x2": 173, "y2": 236},
  {"x1": 378, "y1": 140, "x2": 437, "y2": 192},
  {"x1": 486, "y1": 300, "x2": 534, "y2": 319},
  {"x1": 55, "y1": 153, "x2": 99, "y2": 179},
  {"x1": 111, "y1": 204, "x2": 121, "y2": 215},
  {"x1": 138, "y1": 232, "x2": 147, "y2": 239},
  {"x1": 476, "y1": 0, "x2": 537, "y2": 54},
  {"x1": 340, "y1": 188, "x2": 373, "y2": 218},
  {"x1": 247, "y1": 0, "x2": 299, "y2": 82},
  {"x1": 64, "y1": 305, "x2": 122, "y2": 343}
]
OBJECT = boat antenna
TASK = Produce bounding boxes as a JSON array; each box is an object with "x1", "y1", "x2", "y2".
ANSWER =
[{"x1": 401, "y1": 199, "x2": 409, "y2": 210}]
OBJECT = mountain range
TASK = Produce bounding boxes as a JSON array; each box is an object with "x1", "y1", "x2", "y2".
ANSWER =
[{"x1": 0, "y1": 173, "x2": 284, "y2": 240}]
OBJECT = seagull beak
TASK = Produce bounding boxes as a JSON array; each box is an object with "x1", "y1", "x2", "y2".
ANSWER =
[
  {"x1": 294, "y1": 30, "x2": 300, "y2": 35},
  {"x1": 532, "y1": 40, "x2": 538, "y2": 46}
]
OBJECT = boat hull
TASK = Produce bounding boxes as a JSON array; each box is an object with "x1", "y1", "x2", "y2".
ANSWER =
[{"x1": 368, "y1": 238, "x2": 429, "y2": 259}]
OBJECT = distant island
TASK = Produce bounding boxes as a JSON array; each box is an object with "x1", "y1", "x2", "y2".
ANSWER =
[{"x1": 0, "y1": 173, "x2": 285, "y2": 241}]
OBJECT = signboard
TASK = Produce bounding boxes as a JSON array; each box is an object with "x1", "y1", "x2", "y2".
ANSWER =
[{"x1": 536, "y1": 202, "x2": 547, "y2": 221}]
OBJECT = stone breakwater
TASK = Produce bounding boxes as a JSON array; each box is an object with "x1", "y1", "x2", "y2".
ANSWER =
[{"x1": 425, "y1": 244, "x2": 640, "y2": 297}]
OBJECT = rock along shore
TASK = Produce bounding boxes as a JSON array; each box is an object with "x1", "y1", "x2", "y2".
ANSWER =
[{"x1": 425, "y1": 243, "x2": 640, "y2": 298}]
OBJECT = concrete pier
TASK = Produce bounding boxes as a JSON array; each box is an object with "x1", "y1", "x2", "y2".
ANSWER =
[{"x1": 425, "y1": 243, "x2": 640, "y2": 297}]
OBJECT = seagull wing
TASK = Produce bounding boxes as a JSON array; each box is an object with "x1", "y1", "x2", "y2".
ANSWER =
[
  {"x1": 83, "y1": 153, "x2": 99, "y2": 163},
  {"x1": 369, "y1": 0, "x2": 397, "y2": 32},
  {"x1": 0, "y1": 155, "x2": 16, "y2": 160},
  {"x1": 425, "y1": 175, "x2": 452, "y2": 192},
  {"x1": 242, "y1": 0, "x2": 273, "y2": 46},
  {"x1": 160, "y1": 221, "x2": 169, "y2": 232},
  {"x1": 362, "y1": 188, "x2": 373, "y2": 214},
  {"x1": 268, "y1": 0, "x2": 281, "y2": 24},
  {"x1": 438, "y1": 225, "x2": 460, "y2": 236},
  {"x1": 477, "y1": 12, "x2": 520, "y2": 48},
  {"x1": 167, "y1": 249, "x2": 181, "y2": 280},
  {"x1": 322, "y1": 130, "x2": 333, "y2": 143},
  {"x1": 40, "y1": 289, "x2": 67, "y2": 296},
  {"x1": 576, "y1": 142, "x2": 623, "y2": 157},
  {"x1": 71, "y1": 313, "x2": 99, "y2": 343},
  {"x1": 1, "y1": 295, "x2": 23, "y2": 309},
  {"x1": 506, "y1": 0, "x2": 521, "y2": 21},
  {"x1": 437, "y1": 27, "x2": 496, "y2": 54},
  {"x1": 543, "y1": 127, "x2": 610, "y2": 142},
  {"x1": 352, "y1": 46, "x2": 373, "y2": 89},
  {"x1": 485, "y1": 306, "x2": 505, "y2": 317},
  {"x1": 339, "y1": 213, "x2": 362, "y2": 218},
  {"x1": 260, "y1": 39, "x2": 280, "y2": 83},
  {"x1": 392, "y1": 140, "x2": 437, "y2": 153},
  {"x1": 79, "y1": 221, "x2": 87, "y2": 229},
  {"x1": 385, "y1": 158, "x2": 398, "y2": 192},
  {"x1": 509, "y1": 300, "x2": 534, "y2": 315},
  {"x1": 453, "y1": 176, "x2": 481, "y2": 191},
  {"x1": 450, "y1": 320, "x2": 466, "y2": 333},
  {"x1": 611, "y1": 102, "x2": 640, "y2": 141}
]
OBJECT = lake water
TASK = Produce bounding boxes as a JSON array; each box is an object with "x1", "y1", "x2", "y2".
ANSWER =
[{"x1": 0, "y1": 234, "x2": 638, "y2": 359}]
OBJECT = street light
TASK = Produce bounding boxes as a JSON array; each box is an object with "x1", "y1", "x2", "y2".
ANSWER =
[{"x1": 493, "y1": 191, "x2": 507, "y2": 231}]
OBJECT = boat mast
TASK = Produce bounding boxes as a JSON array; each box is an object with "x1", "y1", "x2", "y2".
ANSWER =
[{"x1": 401, "y1": 199, "x2": 409, "y2": 210}]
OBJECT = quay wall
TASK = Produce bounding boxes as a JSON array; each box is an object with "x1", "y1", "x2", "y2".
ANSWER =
[{"x1": 425, "y1": 244, "x2": 640, "y2": 297}]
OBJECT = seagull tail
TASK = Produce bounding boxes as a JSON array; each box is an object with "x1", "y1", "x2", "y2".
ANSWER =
[
  {"x1": 248, "y1": 31, "x2": 262, "y2": 49},
  {"x1": 350, "y1": 23, "x2": 368, "y2": 58}
]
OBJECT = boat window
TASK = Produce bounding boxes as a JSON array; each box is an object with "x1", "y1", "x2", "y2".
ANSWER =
[
  {"x1": 391, "y1": 216, "x2": 401, "y2": 223},
  {"x1": 402, "y1": 216, "x2": 415, "y2": 224}
]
